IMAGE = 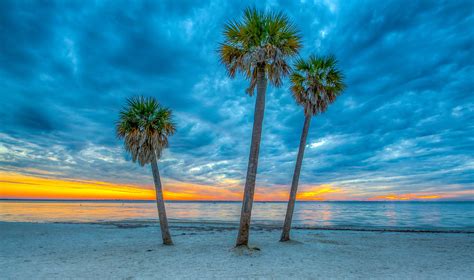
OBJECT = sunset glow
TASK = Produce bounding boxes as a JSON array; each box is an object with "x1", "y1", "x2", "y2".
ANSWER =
[
  {"x1": 0, "y1": 171, "x2": 155, "y2": 200},
  {"x1": 368, "y1": 190, "x2": 474, "y2": 201},
  {"x1": 296, "y1": 185, "x2": 344, "y2": 200},
  {"x1": 1, "y1": 171, "x2": 470, "y2": 201}
]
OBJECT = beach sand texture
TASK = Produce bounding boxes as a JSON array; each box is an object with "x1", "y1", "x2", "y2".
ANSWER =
[{"x1": 1, "y1": 222, "x2": 473, "y2": 279}]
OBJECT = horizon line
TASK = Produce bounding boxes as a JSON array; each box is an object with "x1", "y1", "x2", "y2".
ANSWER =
[{"x1": 1, "y1": 198, "x2": 472, "y2": 203}]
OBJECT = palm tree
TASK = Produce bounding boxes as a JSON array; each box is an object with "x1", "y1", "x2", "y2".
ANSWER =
[
  {"x1": 219, "y1": 7, "x2": 301, "y2": 247},
  {"x1": 280, "y1": 55, "x2": 345, "y2": 242},
  {"x1": 116, "y1": 96, "x2": 176, "y2": 245}
]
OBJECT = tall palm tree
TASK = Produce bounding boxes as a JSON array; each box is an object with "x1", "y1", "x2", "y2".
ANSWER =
[
  {"x1": 219, "y1": 7, "x2": 301, "y2": 247},
  {"x1": 280, "y1": 55, "x2": 345, "y2": 242},
  {"x1": 116, "y1": 96, "x2": 176, "y2": 245}
]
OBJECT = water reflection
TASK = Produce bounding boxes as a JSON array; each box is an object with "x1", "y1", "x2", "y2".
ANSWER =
[
  {"x1": 384, "y1": 204, "x2": 397, "y2": 227},
  {"x1": 0, "y1": 201, "x2": 473, "y2": 230}
]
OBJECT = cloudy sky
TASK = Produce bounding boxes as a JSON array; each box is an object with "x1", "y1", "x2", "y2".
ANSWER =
[{"x1": 1, "y1": 0, "x2": 473, "y2": 201}]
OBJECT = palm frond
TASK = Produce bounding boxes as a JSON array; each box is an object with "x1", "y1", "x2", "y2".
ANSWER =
[
  {"x1": 116, "y1": 96, "x2": 176, "y2": 166},
  {"x1": 219, "y1": 7, "x2": 302, "y2": 95},
  {"x1": 290, "y1": 55, "x2": 345, "y2": 116}
]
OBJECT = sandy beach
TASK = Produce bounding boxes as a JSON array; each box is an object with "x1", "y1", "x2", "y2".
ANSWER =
[{"x1": 1, "y1": 221, "x2": 473, "y2": 279}]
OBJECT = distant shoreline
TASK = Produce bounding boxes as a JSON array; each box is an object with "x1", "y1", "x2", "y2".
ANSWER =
[{"x1": 1, "y1": 198, "x2": 473, "y2": 203}]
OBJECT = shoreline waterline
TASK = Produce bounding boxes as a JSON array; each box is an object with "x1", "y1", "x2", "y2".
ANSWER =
[{"x1": 1, "y1": 219, "x2": 474, "y2": 234}]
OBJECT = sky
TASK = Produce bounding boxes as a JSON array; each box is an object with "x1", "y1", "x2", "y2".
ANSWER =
[{"x1": 0, "y1": 0, "x2": 473, "y2": 201}]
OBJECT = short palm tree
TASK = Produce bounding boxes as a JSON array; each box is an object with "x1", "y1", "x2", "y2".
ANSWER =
[
  {"x1": 280, "y1": 55, "x2": 345, "y2": 242},
  {"x1": 219, "y1": 7, "x2": 301, "y2": 247},
  {"x1": 116, "y1": 96, "x2": 176, "y2": 245}
]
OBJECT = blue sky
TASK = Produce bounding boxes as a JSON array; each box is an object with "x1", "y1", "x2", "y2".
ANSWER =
[{"x1": 0, "y1": 0, "x2": 473, "y2": 200}]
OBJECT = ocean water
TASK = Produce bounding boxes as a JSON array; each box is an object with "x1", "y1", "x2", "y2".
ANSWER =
[{"x1": 1, "y1": 201, "x2": 473, "y2": 231}]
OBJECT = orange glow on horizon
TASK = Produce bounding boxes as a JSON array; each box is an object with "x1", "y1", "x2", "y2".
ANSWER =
[
  {"x1": 1, "y1": 171, "x2": 348, "y2": 201},
  {"x1": 251, "y1": 184, "x2": 347, "y2": 201},
  {"x1": 367, "y1": 190, "x2": 474, "y2": 201},
  {"x1": 369, "y1": 194, "x2": 441, "y2": 200},
  {"x1": 0, "y1": 171, "x2": 242, "y2": 201},
  {"x1": 1, "y1": 171, "x2": 472, "y2": 201},
  {"x1": 0, "y1": 171, "x2": 155, "y2": 200},
  {"x1": 296, "y1": 185, "x2": 345, "y2": 200}
]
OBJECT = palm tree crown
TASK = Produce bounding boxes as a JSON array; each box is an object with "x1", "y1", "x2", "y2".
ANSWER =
[
  {"x1": 116, "y1": 96, "x2": 176, "y2": 166},
  {"x1": 291, "y1": 55, "x2": 345, "y2": 116},
  {"x1": 219, "y1": 7, "x2": 301, "y2": 95}
]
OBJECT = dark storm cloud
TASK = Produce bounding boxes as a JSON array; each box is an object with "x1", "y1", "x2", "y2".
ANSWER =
[
  {"x1": 15, "y1": 106, "x2": 55, "y2": 131},
  {"x1": 0, "y1": 0, "x2": 472, "y2": 199}
]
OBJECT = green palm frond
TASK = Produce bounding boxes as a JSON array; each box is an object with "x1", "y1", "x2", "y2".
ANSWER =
[
  {"x1": 291, "y1": 55, "x2": 345, "y2": 116},
  {"x1": 219, "y1": 7, "x2": 302, "y2": 95},
  {"x1": 116, "y1": 96, "x2": 176, "y2": 166}
]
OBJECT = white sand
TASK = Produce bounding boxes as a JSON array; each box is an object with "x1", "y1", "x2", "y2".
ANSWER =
[{"x1": 1, "y1": 221, "x2": 473, "y2": 279}]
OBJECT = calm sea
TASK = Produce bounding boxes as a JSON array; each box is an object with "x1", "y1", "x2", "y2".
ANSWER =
[{"x1": 1, "y1": 201, "x2": 473, "y2": 231}]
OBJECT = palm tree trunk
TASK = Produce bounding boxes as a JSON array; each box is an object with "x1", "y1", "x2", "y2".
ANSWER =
[
  {"x1": 280, "y1": 114, "x2": 311, "y2": 242},
  {"x1": 236, "y1": 65, "x2": 267, "y2": 247},
  {"x1": 150, "y1": 157, "x2": 173, "y2": 245}
]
